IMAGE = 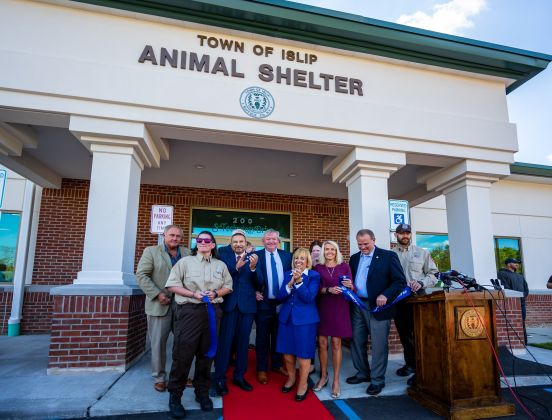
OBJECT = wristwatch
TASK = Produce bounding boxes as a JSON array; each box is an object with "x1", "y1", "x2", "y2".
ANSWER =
[{"x1": 213, "y1": 290, "x2": 219, "y2": 298}]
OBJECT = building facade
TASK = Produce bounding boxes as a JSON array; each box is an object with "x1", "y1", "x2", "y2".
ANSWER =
[{"x1": 1, "y1": 0, "x2": 551, "y2": 371}]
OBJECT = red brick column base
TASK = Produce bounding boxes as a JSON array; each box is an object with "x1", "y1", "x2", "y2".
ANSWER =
[
  {"x1": 495, "y1": 296, "x2": 524, "y2": 351},
  {"x1": 48, "y1": 287, "x2": 146, "y2": 373}
]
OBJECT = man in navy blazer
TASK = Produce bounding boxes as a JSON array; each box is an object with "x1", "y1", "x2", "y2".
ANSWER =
[
  {"x1": 254, "y1": 229, "x2": 292, "y2": 385},
  {"x1": 214, "y1": 231, "x2": 259, "y2": 395},
  {"x1": 346, "y1": 228, "x2": 406, "y2": 396}
]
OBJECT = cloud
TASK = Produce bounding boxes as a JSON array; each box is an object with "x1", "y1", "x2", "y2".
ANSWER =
[
  {"x1": 397, "y1": 0, "x2": 486, "y2": 35},
  {"x1": 547, "y1": 154, "x2": 552, "y2": 163}
]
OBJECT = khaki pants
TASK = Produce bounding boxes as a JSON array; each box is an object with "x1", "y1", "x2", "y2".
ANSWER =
[{"x1": 147, "y1": 305, "x2": 173, "y2": 384}]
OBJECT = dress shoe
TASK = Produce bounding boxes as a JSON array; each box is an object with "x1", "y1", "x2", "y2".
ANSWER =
[
  {"x1": 366, "y1": 383, "x2": 385, "y2": 396},
  {"x1": 271, "y1": 366, "x2": 289, "y2": 377},
  {"x1": 396, "y1": 365, "x2": 415, "y2": 377},
  {"x1": 407, "y1": 374, "x2": 417, "y2": 387},
  {"x1": 232, "y1": 378, "x2": 253, "y2": 391},
  {"x1": 331, "y1": 383, "x2": 341, "y2": 399},
  {"x1": 215, "y1": 380, "x2": 229, "y2": 396},
  {"x1": 281, "y1": 380, "x2": 296, "y2": 393},
  {"x1": 169, "y1": 393, "x2": 186, "y2": 419},
  {"x1": 346, "y1": 375, "x2": 370, "y2": 384},
  {"x1": 313, "y1": 376, "x2": 329, "y2": 392},
  {"x1": 257, "y1": 371, "x2": 268, "y2": 385},
  {"x1": 195, "y1": 395, "x2": 213, "y2": 412},
  {"x1": 295, "y1": 388, "x2": 309, "y2": 402},
  {"x1": 154, "y1": 381, "x2": 167, "y2": 392}
]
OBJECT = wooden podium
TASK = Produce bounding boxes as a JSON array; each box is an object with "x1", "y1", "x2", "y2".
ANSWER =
[{"x1": 407, "y1": 290, "x2": 515, "y2": 419}]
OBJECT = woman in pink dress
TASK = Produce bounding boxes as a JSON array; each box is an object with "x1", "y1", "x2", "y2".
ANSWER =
[{"x1": 313, "y1": 240, "x2": 353, "y2": 398}]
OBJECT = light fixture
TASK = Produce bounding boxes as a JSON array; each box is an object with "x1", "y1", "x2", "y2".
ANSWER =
[
  {"x1": 195, "y1": 164, "x2": 205, "y2": 169},
  {"x1": 288, "y1": 173, "x2": 297, "y2": 177}
]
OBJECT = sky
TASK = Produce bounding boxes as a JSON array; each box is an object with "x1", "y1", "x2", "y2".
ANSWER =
[{"x1": 290, "y1": 0, "x2": 552, "y2": 165}]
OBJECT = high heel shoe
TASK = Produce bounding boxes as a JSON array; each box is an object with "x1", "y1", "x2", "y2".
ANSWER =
[
  {"x1": 331, "y1": 384, "x2": 341, "y2": 399},
  {"x1": 281, "y1": 381, "x2": 296, "y2": 393},
  {"x1": 313, "y1": 376, "x2": 329, "y2": 392},
  {"x1": 295, "y1": 388, "x2": 309, "y2": 402}
]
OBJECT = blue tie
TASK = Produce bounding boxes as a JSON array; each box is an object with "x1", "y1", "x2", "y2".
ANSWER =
[{"x1": 270, "y1": 252, "x2": 279, "y2": 298}]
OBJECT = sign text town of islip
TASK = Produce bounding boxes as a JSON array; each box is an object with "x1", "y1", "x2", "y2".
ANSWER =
[{"x1": 138, "y1": 34, "x2": 363, "y2": 96}]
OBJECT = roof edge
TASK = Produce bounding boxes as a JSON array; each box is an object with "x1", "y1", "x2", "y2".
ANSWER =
[
  {"x1": 68, "y1": 0, "x2": 551, "y2": 93},
  {"x1": 510, "y1": 162, "x2": 552, "y2": 178}
]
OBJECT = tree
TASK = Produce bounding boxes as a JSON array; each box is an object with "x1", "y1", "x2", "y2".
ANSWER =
[{"x1": 430, "y1": 245, "x2": 450, "y2": 272}]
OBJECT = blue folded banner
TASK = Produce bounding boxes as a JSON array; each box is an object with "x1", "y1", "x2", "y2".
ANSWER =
[
  {"x1": 202, "y1": 295, "x2": 218, "y2": 358},
  {"x1": 339, "y1": 286, "x2": 368, "y2": 311},
  {"x1": 338, "y1": 276, "x2": 367, "y2": 310},
  {"x1": 371, "y1": 286, "x2": 412, "y2": 313}
]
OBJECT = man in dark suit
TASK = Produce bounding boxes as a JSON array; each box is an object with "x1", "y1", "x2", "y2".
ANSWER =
[
  {"x1": 346, "y1": 228, "x2": 406, "y2": 395},
  {"x1": 214, "y1": 231, "x2": 259, "y2": 395},
  {"x1": 254, "y1": 229, "x2": 292, "y2": 385}
]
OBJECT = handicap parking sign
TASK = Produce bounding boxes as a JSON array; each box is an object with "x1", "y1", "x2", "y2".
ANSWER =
[
  {"x1": 394, "y1": 213, "x2": 404, "y2": 224},
  {"x1": 389, "y1": 200, "x2": 410, "y2": 235}
]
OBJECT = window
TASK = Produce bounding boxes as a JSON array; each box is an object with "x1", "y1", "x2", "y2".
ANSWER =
[
  {"x1": 494, "y1": 237, "x2": 523, "y2": 273},
  {"x1": 416, "y1": 233, "x2": 450, "y2": 272},
  {"x1": 0, "y1": 211, "x2": 21, "y2": 282},
  {"x1": 190, "y1": 208, "x2": 292, "y2": 251}
]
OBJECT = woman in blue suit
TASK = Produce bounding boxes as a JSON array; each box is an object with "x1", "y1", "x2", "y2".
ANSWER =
[{"x1": 276, "y1": 247, "x2": 320, "y2": 402}]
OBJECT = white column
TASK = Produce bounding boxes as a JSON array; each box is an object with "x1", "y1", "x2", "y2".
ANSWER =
[
  {"x1": 67, "y1": 116, "x2": 167, "y2": 287},
  {"x1": 426, "y1": 160, "x2": 510, "y2": 282},
  {"x1": 346, "y1": 168, "x2": 393, "y2": 249},
  {"x1": 443, "y1": 178, "x2": 496, "y2": 282},
  {"x1": 75, "y1": 144, "x2": 142, "y2": 286},
  {"x1": 8, "y1": 180, "x2": 35, "y2": 336},
  {"x1": 332, "y1": 147, "x2": 405, "y2": 251}
]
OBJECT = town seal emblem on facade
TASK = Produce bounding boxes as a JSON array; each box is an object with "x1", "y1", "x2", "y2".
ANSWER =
[{"x1": 240, "y1": 86, "x2": 275, "y2": 118}]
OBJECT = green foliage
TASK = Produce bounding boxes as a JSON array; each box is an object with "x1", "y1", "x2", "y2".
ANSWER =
[
  {"x1": 530, "y1": 342, "x2": 552, "y2": 350},
  {"x1": 430, "y1": 245, "x2": 450, "y2": 272},
  {"x1": 495, "y1": 246, "x2": 523, "y2": 274}
]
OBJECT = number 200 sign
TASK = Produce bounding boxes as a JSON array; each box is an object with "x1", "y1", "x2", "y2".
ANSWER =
[{"x1": 151, "y1": 205, "x2": 174, "y2": 234}]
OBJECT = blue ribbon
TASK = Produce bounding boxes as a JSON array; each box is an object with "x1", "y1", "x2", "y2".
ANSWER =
[
  {"x1": 371, "y1": 286, "x2": 412, "y2": 313},
  {"x1": 202, "y1": 295, "x2": 217, "y2": 358},
  {"x1": 338, "y1": 276, "x2": 367, "y2": 310}
]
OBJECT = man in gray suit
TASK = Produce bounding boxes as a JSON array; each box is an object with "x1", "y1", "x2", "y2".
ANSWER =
[{"x1": 136, "y1": 224, "x2": 190, "y2": 392}]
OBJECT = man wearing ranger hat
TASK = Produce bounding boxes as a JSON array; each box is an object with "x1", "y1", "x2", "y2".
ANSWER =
[
  {"x1": 392, "y1": 223, "x2": 438, "y2": 386},
  {"x1": 498, "y1": 257, "x2": 529, "y2": 344}
]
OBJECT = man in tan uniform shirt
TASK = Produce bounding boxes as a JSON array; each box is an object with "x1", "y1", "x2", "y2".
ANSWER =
[
  {"x1": 392, "y1": 223, "x2": 438, "y2": 386},
  {"x1": 165, "y1": 230, "x2": 232, "y2": 419}
]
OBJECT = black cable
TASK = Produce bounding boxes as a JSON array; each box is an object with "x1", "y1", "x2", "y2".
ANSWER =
[{"x1": 480, "y1": 286, "x2": 552, "y2": 418}]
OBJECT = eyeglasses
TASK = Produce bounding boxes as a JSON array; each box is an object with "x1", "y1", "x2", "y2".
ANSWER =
[{"x1": 196, "y1": 238, "x2": 213, "y2": 244}]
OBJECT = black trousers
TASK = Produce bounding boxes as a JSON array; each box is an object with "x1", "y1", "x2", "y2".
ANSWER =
[
  {"x1": 393, "y1": 301, "x2": 416, "y2": 369},
  {"x1": 168, "y1": 303, "x2": 221, "y2": 397}
]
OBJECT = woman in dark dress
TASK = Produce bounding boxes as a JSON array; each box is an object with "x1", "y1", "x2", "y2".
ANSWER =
[
  {"x1": 313, "y1": 240, "x2": 353, "y2": 398},
  {"x1": 276, "y1": 247, "x2": 320, "y2": 402}
]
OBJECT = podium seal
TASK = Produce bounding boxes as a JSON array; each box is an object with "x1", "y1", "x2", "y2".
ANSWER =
[{"x1": 459, "y1": 308, "x2": 485, "y2": 338}]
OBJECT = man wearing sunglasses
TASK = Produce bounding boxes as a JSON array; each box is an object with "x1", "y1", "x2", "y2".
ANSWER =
[
  {"x1": 165, "y1": 231, "x2": 232, "y2": 419},
  {"x1": 136, "y1": 224, "x2": 190, "y2": 393}
]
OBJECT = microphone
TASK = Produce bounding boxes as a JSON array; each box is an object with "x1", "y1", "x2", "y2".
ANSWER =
[{"x1": 434, "y1": 270, "x2": 479, "y2": 289}]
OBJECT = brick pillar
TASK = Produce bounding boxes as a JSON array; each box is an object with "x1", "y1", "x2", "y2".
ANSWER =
[
  {"x1": 48, "y1": 290, "x2": 146, "y2": 373},
  {"x1": 495, "y1": 296, "x2": 525, "y2": 351}
]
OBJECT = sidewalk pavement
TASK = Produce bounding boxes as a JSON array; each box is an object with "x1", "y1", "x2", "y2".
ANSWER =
[{"x1": 1, "y1": 327, "x2": 551, "y2": 419}]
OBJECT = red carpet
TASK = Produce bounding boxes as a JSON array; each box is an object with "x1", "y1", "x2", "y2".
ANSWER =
[{"x1": 222, "y1": 349, "x2": 334, "y2": 419}]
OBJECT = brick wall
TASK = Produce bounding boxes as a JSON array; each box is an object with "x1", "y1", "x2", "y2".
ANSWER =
[
  {"x1": 0, "y1": 290, "x2": 53, "y2": 334},
  {"x1": 135, "y1": 184, "x2": 350, "y2": 265},
  {"x1": 48, "y1": 294, "x2": 146, "y2": 371},
  {"x1": 495, "y1": 297, "x2": 524, "y2": 350},
  {"x1": 526, "y1": 294, "x2": 552, "y2": 326}
]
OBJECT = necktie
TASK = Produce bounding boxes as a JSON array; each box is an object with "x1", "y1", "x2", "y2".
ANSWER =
[{"x1": 270, "y1": 252, "x2": 279, "y2": 298}]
